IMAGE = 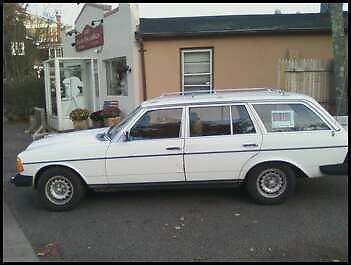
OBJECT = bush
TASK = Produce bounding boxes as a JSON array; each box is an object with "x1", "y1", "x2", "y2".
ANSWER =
[
  {"x1": 3, "y1": 77, "x2": 46, "y2": 121},
  {"x1": 102, "y1": 106, "x2": 121, "y2": 118},
  {"x1": 89, "y1": 110, "x2": 104, "y2": 121},
  {"x1": 69, "y1": 108, "x2": 90, "y2": 121}
]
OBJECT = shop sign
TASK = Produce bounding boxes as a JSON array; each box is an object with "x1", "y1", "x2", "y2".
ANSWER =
[{"x1": 75, "y1": 24, "x2": 104, "y2": 52}]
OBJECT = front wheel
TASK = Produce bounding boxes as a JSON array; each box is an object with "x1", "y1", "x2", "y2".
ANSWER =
[
  {"x1": 245, "y1": 163, "x2": 296, "y2": 205},
  {"x1": 36, "y1": 167, "x2": 87, "y2": 211}
]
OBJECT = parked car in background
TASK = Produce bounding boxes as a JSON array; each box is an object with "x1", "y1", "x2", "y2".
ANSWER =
[{"x1": 11, "y1": 88, "x2": 348, "y2": 211}]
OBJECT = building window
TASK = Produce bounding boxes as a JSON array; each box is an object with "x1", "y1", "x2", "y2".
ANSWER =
[
  {"x1": 181, "y1": 48, "x2": 212, "y2": 93},
  {"x1": 49, "y1": 47, "x2": 63, "y2": 58},
  {"x1": 105, "y1": 57, "x2": 128, "y2": 96},
  {"x1": 11, "y1": 41, "x2": 25, "y2": 56}
]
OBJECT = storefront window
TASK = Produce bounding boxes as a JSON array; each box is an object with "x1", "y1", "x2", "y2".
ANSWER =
[
  {"x1": 49, "y1": 62, "x2": 57, "y2": 116},
  {"x1": 59, "y1": 62, "x2": 86, "y2": 117},
  {"x1": 94, "y1": 60, "x2": 99, "y2": 97},
  {"x1": 105, "y1": 57, "x2": 128, "y2": 96}
]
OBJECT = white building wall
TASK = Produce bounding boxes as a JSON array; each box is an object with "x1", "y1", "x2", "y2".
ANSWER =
[{"x1": 62, "y1": 4, "x2": 142, "y2": 116}]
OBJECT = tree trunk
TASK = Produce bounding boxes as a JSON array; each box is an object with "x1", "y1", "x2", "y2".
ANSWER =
[{"x1": 328, "y1": 4, "x2": 347, "y2": 115}]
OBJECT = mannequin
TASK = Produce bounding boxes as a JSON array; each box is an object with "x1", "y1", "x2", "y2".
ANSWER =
[{"x1": 62, "y1": 69, "x2": 84, "y2": 115}]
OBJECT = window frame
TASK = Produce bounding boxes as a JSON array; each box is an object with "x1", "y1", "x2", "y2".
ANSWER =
[
  {"x1": 185, "y1": 103, "x2": 259, "y2": 139},
  {"x1": 249, "y1": 101, "x2": 333, "y2": 134},
  {"x1": 125, "y1": 106, "x2": 186, "y2": 142},
  {"x1": 181, "y1": 48, "x2": 213, "y2": 93}
]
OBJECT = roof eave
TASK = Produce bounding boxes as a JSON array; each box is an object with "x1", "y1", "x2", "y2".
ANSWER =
[{"x1": 138, "y1": 27, "x2": 336, "y2": 39}]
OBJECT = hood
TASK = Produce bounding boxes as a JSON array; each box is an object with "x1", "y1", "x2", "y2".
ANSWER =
[{"x1": 26, "y1": 127, "x2": 108, "y2": 151}]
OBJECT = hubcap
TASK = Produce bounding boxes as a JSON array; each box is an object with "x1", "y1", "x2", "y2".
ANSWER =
[
  {"x1": 256, "y1": 168, "x2": 287, "y2": 198},
  {"x1": 45, "y1": 176, "x2": 74, "y2": 205}
]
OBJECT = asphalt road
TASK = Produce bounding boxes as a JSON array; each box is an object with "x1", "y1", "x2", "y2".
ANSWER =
[{"x1": 3, "y1": 122, "x2": 348, "y2": 262}]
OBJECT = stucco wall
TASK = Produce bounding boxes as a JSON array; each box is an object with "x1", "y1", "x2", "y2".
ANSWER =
[
  {"x1": 63, "y1": 4, "x2": 142, "y2": 116},
  {"x1": 143, "y1": 33, "x2": 335, "y2": 99}
]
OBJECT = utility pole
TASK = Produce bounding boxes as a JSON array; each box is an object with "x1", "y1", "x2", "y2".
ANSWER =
[{"x1": 328, "y1": 3, "x2": 347, "y2": 116}]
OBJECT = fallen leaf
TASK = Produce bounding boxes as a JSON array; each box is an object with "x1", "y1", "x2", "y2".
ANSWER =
[
  {"x1": 180, "y1": 217, "x2": 185, "y2": 221},
  {"x1": 250, "y1": 248, "x2": 254, "y2": 252}
]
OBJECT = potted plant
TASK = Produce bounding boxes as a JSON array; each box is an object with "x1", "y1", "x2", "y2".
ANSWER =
[
  {"x1": 69, "y1": 108, "x2": 90, "y2": 130},
  {"x1": 102, "y1": 106, "x2": 121, "y2": 127},
  {"x1": 89, "y1": 110, "x2": 104, "y2": 128}
]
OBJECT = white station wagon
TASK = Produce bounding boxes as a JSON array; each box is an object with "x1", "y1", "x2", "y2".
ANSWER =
[{"x1": 11, "y1": 88, "x2": 348, "y2": 211}]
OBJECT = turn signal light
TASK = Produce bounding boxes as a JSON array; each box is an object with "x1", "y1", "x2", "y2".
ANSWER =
[{"x1": 16, "y1": 157, "x2": 24, "y2": 173}]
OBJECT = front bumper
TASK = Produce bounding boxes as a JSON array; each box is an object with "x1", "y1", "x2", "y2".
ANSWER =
[{"x1": 10, "y1": 174, "x2": 33, "y2": 187}]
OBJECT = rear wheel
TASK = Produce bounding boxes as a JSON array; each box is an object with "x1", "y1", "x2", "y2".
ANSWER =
[
  {"x1": 36, "y1": 167, "x2": 86, "y2": 211},
  {"x1": 245, "y1": 163, "x2": 296, "y2": 204}
]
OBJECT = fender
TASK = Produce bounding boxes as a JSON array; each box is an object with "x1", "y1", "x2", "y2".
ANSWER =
[
  {"x1": 238, "y1": 152, "x2": 310, "y2": 180},
  {"x1": 32, "y1": 162, "x2": 89, "y2": 188}
]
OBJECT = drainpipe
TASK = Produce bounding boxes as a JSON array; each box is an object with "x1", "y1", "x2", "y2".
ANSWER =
[{"x1": 136, "y1": 32, "x2": 147, "y2": 101}]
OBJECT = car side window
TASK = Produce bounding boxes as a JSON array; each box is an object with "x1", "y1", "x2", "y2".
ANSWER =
[
  {"x1": 253, "y1": 103, "x2": 330, "y2": 132},
  {"x1": 189, "y1": 106, "x2": 231, "y2": 137},
  {"x1": 231, "y1": 105, "x2": 256, "y2": 134},
  {"x1": 129, "y1": 108, "x2": 183, "y2": 140}
]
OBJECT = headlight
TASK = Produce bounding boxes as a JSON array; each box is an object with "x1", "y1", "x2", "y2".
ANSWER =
[{"x1": 16, "y1": 157, "x2": 24, "y2": 173}]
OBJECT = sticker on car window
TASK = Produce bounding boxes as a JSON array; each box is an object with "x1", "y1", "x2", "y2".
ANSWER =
[{"x1": 271, "y1": 110, "x2": 294, "y2": 128}]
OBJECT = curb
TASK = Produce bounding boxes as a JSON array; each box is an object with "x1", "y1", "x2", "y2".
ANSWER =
[{"x1": 3, "y1": 202, "x2": 39, "y2": 262}]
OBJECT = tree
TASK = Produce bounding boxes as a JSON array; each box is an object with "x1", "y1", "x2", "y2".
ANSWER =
[{"x1": 328, "y1": 3, "x2": 347, "y2": 116}]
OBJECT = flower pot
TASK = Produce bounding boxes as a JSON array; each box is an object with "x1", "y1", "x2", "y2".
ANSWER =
[
  {"x1": 72, "y1": 119, "x2": 89, "y2": 130},
  {"x1": 104, "y1": 116, "x2": 121, "y2": 127},
  {"x1": 92, "y1": 120, "x2": 104, "y2": 128}
]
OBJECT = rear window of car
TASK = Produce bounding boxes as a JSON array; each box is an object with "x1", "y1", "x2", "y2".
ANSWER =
[{"x1": 253, "y1": 103, "x2": 330, "y2": 132}]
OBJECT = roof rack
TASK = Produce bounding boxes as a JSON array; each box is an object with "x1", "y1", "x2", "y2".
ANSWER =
[{"x1": 159, "y1": 88, "x2": 273, "y2": 97}]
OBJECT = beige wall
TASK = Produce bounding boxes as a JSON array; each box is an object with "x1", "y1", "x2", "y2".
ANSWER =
[{"x1": 143, "y1": 33, "x2": 335, "y2": 99}]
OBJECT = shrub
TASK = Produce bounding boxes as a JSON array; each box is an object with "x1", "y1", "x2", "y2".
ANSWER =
[
  {"x1": 102, "y1": 106, "x2": 121, "y2": 118},
  {"x1": 69, "y1": 108, "x2": 90, "y2": 121},
  {"x1": 3, "y1": 77, "x2": 46, "y2": 121},
  {"x1": 89, "y1": 110, "x2": 104, "y2": 121}
]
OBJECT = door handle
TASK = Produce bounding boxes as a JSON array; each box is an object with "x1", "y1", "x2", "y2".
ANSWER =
[
  {"x1": 166, "y1": 147, "x2": 181, "y2": 150},
  {"x1": 242, "y1": 144, "x2": 258, "y2": 148}
]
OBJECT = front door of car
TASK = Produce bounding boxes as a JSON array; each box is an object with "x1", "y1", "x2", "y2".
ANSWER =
[
  {"x1": 106, "y1": 107, "x2": 186, "y2": 184},
  {"x1": 184, "y1": 104, "x2": 262, "y2": 181}
]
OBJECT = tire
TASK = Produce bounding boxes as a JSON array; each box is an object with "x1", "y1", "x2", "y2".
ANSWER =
[
  {"x1": 36, "y1": 167, "x2": 87, "y2": 211},
  {"x1": 245, "y1": 163, "x2": 296, "y2": 205}
]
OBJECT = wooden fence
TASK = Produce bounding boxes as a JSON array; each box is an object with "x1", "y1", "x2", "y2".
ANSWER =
[{"x1": 277, "y1": 58, "x2": 335, "y2": 112}]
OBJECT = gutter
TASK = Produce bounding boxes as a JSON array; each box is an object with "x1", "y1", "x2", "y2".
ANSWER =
[{"x1": 135, "y1": 32, "x2": 147, "y2": 101}]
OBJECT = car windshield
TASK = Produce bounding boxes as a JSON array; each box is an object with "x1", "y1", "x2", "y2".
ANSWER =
[{"x1": 106, "y1": 105, "x2": 142, "y2": 140}]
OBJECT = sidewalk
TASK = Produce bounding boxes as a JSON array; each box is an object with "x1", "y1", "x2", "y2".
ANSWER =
[{"x1": 3, "y1": 201, "x2": 38, "y2": 262}]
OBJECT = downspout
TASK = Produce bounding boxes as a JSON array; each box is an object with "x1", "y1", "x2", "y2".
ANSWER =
[{"x1": 136, "y1": 32, "x2": 147, "y2": 101}]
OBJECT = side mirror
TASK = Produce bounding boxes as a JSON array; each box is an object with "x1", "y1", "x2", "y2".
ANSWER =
[{"x1": 122, "y1": 131, "x2": 130, "y2": 142}]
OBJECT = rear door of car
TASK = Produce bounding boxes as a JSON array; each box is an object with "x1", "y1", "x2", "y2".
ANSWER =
[{"x1": 184, "y1": 103, "x2": 263, "y2": 181}]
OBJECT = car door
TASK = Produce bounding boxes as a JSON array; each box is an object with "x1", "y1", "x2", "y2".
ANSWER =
[
  {"x1": 105, "y1": 106, "x2": 186, "y2": 184},
  {"x1": 184, "y1": 103, "x2": 262, "y2": 181}
]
